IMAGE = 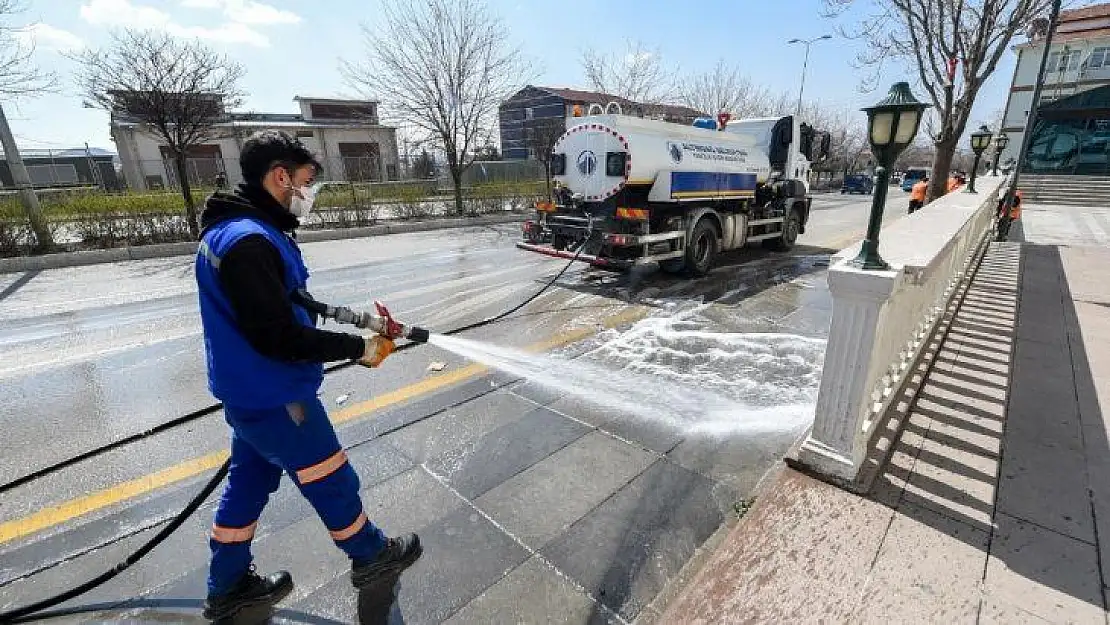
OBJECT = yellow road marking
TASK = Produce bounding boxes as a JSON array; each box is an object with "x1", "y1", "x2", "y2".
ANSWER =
[
  {"x1": 0, "y1": 307, "x2": 648, "y2": 546},
  {"x1": 0, "y1": 451, "x2": 230, "y2": 544}
]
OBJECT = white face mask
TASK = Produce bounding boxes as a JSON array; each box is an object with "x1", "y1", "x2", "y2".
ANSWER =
[{"x1": 290, "y1": 184, "x2": 316, "y2": 218}]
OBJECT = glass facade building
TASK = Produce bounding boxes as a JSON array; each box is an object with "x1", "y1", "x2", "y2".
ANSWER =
[{"x1": 1024, "y1": 85, "x2": 1110, "y2": 175}]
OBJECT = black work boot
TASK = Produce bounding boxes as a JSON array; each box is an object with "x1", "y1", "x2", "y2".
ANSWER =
[
  {"x1": 203, "y1": 565, "x2": 294, "y2": 622},
  {"x1": 351, "y1": 533, "x2": 423, "y2": 589}
]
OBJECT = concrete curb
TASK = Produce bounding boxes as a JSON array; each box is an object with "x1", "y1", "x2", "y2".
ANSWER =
[{"x1": 0, "y1": 213, "x2": 526, "y2": 274}]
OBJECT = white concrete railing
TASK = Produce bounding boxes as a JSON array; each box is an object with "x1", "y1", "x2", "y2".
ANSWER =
[{"x1": 796, "y1": 175, "x2": 1007, "y2": 483}]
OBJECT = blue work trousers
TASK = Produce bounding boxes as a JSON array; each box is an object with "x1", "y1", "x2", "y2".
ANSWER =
[{"x1": 207, "y1": 397, "x2": 386, "y2": 595}]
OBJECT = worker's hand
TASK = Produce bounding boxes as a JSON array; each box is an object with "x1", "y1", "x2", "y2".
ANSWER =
[{"x1": 359, "y1": 335, "x2": 395, "y2": 368}]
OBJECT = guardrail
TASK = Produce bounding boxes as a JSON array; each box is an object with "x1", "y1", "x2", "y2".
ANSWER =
[{"x1": 795, "y1": 175, "x2": 1008, "y2": 485}]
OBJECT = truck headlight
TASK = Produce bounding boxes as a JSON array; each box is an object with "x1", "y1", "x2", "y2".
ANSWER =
[
  {"x1": 606, "y1": 152, "x2": 627, "y2": 177},
  {"x1": 551, "y1": 154, "x2": 566, "y2": 175}
]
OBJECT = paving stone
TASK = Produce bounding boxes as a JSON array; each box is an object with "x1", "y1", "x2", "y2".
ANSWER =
[
  {"x1": 984, "y1": 512, "x2": 1105, "y2": 624},
  {"x1": 293, "y1": 505, "x2": 530, "y2": 625},
  {"x1": 657, "y1": 469, "x2": 895, "y2": 624},
  {"x1": 385, "y1": 391, "x2": 535, "y2": 463},
  {"x1": 914, "y1": 389, "x2": 1005, "y2": 424},
  {"x1": 508, "y1": 379, "x2": 565, "y2": 407},
  {"x1": 995, "y1": 434, "x2": 1095, "y2": 544},
  {"x1": 474, "y1": 431, "x2": 656, "y2": 549},
  {"x1": 360, "y1": 466, "x2": 467, "y2": 535},
  {"x1": 978, "y1": 596, "x2": 1056, "y2": 625},
  {"x1": 345, "y1": 435, "x2": 418, "y2": 489},
  {"x1": 666, "y1": 428, "x2": 798, "y2": 495},
  {"x1": 425, "y1": 406, "x2": 591, "y2": 499},
  {"x1": 545, "y1": 395, "x2": 683, "y2": 454},
  {"x1": 854, "y1": 501, "x2": 988, "y2": 623},
  {"x1": 338, "y1": 375, "x2": 512, "y2": 444},
  {"x1": 443, "y1": 556, "x2": 615, "y2": 625},
  {"x1": 926, "y1": 367, "x2": 1009, "y2": 402},
  {"x1": 869, "y1": 437, "x2": 919, "y2": 509},
  {"x1": 541, "y1": 459, "x2": 727, "y2": 622}
]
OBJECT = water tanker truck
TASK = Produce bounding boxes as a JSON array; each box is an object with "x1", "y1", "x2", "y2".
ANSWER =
[{"x1": 518, "y1": 103, "x2": 831, "y2": 275}]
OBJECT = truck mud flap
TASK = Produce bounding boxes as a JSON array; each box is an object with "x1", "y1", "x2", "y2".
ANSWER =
[{"x1": 516, "y1": 242, "x2": 632, "y2": 270}]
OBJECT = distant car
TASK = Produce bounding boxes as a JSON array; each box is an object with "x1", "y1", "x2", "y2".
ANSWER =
[
  {"x1": 841, "y1": 175, "x2": 874, "y2": 194},
  {"x1": 901, "y1": 167, "x2": 929, "y2": 192}
]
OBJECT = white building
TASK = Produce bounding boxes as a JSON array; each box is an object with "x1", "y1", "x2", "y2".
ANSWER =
[
  {"x1": 110, "y1": 96, "x2": 400, "y2": 191},
  {"x1": 999, "y1": 3, "x2": 1110, "y2": 171}
]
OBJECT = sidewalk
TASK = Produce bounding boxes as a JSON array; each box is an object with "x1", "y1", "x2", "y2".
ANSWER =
[{"x1": 660, "y1": 211, "x2": 1110, "y2": 623}]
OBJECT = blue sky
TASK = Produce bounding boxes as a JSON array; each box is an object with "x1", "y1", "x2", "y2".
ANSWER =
[{"x1": 8, "y1": 0, "x2": 1018, "y2": 152}]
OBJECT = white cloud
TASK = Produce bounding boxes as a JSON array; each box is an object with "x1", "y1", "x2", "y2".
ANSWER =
[
  {"x1": 15, "y1": 23, "x2": 85, "y2": 52},
  {"x1": 80, "y1": 0, "x2": 172, "y2": 28},
  {"x1": 80, "y1": 0, "x2": 273, "y2": 47},
  {"x1": 224, "y1": 1, "x2": 301, "y2": 25},
  {"x1": 169, "y1": 22, "x2": 270, "y2": 47},
  {"x1": 179, "y1": 0, "x2": 301, "y2": 25}
]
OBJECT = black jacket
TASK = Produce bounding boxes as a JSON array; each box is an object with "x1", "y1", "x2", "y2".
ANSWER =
[{"x1": 199, "y1": 184, "x2": 365, "y2": 363}]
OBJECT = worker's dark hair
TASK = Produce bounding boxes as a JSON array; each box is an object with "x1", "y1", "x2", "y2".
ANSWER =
[{"x1": 239, "y1": 130, "x2": 322, "y2": 185}]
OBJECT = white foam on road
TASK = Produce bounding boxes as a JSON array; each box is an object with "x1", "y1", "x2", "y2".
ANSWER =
[{"x1": 431, "y1": 299, "x2": 827, "y2": 438}]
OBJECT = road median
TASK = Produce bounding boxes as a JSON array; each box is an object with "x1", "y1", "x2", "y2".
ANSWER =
[{"x1": 0, "y1": 212, "x2": 527, "y2": 275}]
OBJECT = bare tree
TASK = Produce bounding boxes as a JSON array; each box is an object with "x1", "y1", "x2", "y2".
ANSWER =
[
  {"x1": 342, "y1": 0, "x2": 529, "y2": 215},
  {"x1": 580, "y1": 40, "x2": 677, "y2": 106},
  {"x1": 824, "y1": 0, "x2": 1053, "y2": 201},
  {"x1": 0, "y1": 0, "x2": 55, "y2": 95},
  {"x1": 679, "y1": 59, "x2": 794, "y2": 119},
  {"x1": 0, "y1": 0, "x2": 57, "y2": 249},
  {"x1": 523, "y1": 117, "x2": 565, "y2": 193},
  {"x1": 75, "y1": 30, "x2": 244, "y2": 238}
]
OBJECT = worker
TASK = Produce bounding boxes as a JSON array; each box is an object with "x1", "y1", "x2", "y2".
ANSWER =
[
  {"x1": 194, "y1": 130, "x2": 422, "y2": 622},
  {"x1": 909, "y1": 175, "x2": 929, "y2": 213},
  {"x1": 947, "y1": 175, "x2": 960, "y2": 193},
  {"x1": 996, "y1": 189, "x2": 1023, "y2": 241}
]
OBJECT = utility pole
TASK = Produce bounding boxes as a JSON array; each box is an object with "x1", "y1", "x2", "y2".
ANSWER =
[
  {"x1": 0, "y1": 103, "x2": 52, "y2": 250},
  {"x1": 788, "y1": 35, "x2": 832, "y2": 116},
  {"x1": 1007, "y1": 0, "x2": 1063, "y2": 205}
]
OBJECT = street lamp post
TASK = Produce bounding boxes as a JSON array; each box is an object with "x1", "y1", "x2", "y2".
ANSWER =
[
  {"x1": 850, "y1": 82, "x2": 929, "y2": 271},
  {"x1": 966, "y1": 125, "x2": 993, "y2": 194},
  {"x1": 992, "y1": 133, "x2": 1010, "y2": 176},
  {"x1": 787, "y1": 35, "x2": 832, "y2": 116}
]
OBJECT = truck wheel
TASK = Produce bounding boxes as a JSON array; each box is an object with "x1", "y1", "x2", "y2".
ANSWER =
[
  {"x1": 684, "y1": 218, "x2": 719, "y2": 276},
  {"x1": 765, "y1": 208, "x2": 801, "y2": 251}
]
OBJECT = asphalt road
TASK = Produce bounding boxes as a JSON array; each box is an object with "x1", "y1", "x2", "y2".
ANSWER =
[{"x1": 0, "y1": 189, "x2": 910, "y2": 622}]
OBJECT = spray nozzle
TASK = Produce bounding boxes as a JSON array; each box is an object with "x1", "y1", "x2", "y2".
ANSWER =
[
  {"x1": 291, "y1": 291, "x2": 429, "y2": 343},
  {"x1": 365, "y1": 302, "x2": 429, "y2": 343}
]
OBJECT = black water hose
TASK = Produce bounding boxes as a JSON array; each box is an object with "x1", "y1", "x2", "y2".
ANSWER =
[{"x1": 0, "y1": 230, "x2": 596, "y2": 623}]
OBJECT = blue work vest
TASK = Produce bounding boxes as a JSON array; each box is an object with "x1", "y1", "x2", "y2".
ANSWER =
[{"x1": 195, "y1": 217, "x2": 323, "y2": 409}]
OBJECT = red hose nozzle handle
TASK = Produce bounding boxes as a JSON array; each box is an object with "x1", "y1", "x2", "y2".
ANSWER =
[{"x1": 374, "y1": 301, "x2": 405, "y2": 339}]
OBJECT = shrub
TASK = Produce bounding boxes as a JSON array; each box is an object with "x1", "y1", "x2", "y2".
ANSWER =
[{"x1": 395, "y1": 185, "x2": 432, "y2": 220}]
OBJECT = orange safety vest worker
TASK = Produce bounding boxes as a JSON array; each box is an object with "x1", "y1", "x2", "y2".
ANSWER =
[
  {"x1": 947, "y1": 176, "x2": 960, "y2": 193},
  {"x1": 1009, "y1": 191, "x2": 1023, "y2": 219},
  {"x1": 910, "y1": 180, "x2": 928, "y2": 202}
]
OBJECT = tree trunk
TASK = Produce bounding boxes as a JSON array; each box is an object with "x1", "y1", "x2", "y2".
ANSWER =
[
  {"x1": 543, "y1": 162, "x2": 551, "y2": 196},
  {"x1": 927, "y1": 139, "x2": 958, "y2": 203},
  {"x1": 175, "y1": 154, "x2": 200, "y2": 238},
  {"x1": 451, "y1": 168, "x2": 464, "y2": 215}
]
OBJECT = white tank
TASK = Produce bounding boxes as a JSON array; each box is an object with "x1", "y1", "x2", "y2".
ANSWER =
[{"x1": 552, "y1": 114, "x2": 772, "y2": 203}]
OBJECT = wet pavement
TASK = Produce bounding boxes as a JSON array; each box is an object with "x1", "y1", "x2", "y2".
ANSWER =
[{"x1": 0, "y1": 191, "x2": 906, "y2": 623}]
